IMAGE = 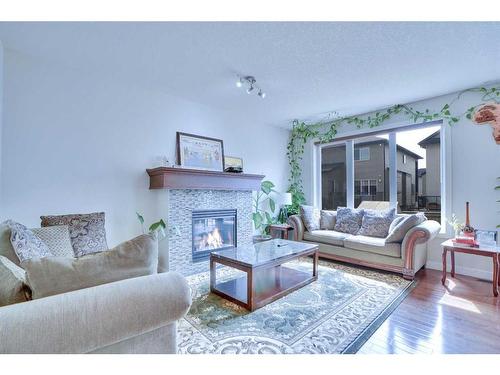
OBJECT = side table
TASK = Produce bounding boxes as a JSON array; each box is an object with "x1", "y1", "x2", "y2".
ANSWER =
[
  {"x1": 269, "y1": 224, "x2": 293, "y2": 240},
  {"x1": 441, "y1": 239, "x2": 499, "y2": 297}
]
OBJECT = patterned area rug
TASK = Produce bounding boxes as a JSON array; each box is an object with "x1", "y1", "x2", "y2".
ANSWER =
[{"x1": 178, "y1": 259, "x2": 414, "y2": 354}]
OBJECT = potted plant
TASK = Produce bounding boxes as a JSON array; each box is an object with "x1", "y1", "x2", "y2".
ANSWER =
[
  {"x1": 136, "y1": 212, "x2": 167, "y2": 240},
  {"x1": 252, "y1": 180, "x2": 277, "y2": 242}
]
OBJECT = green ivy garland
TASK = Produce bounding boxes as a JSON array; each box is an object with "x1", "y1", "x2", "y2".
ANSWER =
[{"x1": 286, "y1": 85, "x2": 500, "y2": 215}]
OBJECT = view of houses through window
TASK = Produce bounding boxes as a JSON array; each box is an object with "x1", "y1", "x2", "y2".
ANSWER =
[{"x1": 320, "y1": 124, "x2": 442, "y2": 222}]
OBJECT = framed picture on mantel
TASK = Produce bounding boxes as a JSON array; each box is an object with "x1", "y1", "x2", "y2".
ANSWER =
[{"x1": 176, "y1": 132, "x2": 225, "y2": 172}]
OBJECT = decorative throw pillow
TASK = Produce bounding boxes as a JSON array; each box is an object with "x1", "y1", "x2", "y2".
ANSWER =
[
  {"x1": 300, "y1": 205, "x2": 321, "y2": 232},
  {"x1": 24, "y1": 234, "x2": 158, "y2": 299},
  {"x1": 7, "y1": 220, "x2": 52, "y2": 263},
  {"x1": 320, "y1": 210, "x2": 337, "y2": 230},
  {"x1": 388, "y1": 215, "x2": 405, "y2": 234},
  {"x1": 0, "y1": 255, "x2": 30, "y2": 307},
  {"x1": 40, "y1": 212, "x2": 108, "y2": 257},
  {"x1": 386, "y1": 213, "x2": 427, "y2": 243},
  {"x1": 0, "y1": 221, "x2": 21, "y2": 266},
  {"x1": 32, "y1": 226, "x2": 74, "y2": 258},
  {"x1": 334, "y1": 207, "x2": 364, "y2": 235},
  {"x1": 357, "y1": 208, "x2": 396, "y2": 238}
]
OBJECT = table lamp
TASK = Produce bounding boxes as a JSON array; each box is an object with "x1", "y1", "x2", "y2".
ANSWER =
[{"x1": 278, "y1": 193, "x2": 293, "y2": 224}]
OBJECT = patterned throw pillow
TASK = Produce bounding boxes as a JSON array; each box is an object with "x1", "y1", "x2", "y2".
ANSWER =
[
  {"x1": 385, "y1": 213, "x2": 427, "y2": 243},
  {"x1": 334, "y1": 207, "x2": 364, "y2": 235},
  {"x1": 32, "y1": 226, "x2": 74, "y2": 258},
  {"x1": 6, "y1": 220, "x2": 52, "y2": 263},
  {"x1": 320, "y1": 210, "x2": 337, "y2": 230},
  {"x1": 357, "y1": 208, "x2": 396, "y2": 238},
  {"x1": 40, "y1": 212, "x2": 108, "y2": 257},
  {"x1": 300, "y1": 205, "x2": 321, "y2": 232}
]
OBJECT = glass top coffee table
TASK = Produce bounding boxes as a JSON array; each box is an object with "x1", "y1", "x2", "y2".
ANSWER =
[{"x1": 210, "y1": 239, "x2": 319, "y2": 311}]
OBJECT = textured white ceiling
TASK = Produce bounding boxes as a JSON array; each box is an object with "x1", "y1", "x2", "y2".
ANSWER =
[{"x1": 0, "y1": 22, "x2": 499, "y2": 127}]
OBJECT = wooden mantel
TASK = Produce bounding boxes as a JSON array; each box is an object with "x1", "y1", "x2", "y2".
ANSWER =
[{"x1": 146, "y1": 167, "x2": 265, "y2": 191}]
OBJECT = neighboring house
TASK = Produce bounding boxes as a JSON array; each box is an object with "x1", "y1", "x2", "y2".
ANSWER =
[
  {"x1": 417, "y1": 168, "x2": 427, "y2": 196},
  {"x1": 322, "y1": 136, "x2": 422, "y2": 210},
  {"x1": 418, "y1": 130, "x2": 441, "y2": 210}
]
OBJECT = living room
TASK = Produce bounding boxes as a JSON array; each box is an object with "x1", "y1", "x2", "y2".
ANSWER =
[{"x1": 1, "y1": 1, "x2": 499, "y2": 372}]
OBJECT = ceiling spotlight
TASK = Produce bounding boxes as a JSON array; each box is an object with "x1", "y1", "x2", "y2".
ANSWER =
[{"x1": 235, "y1": 74, "x2": 266, "y2": 100}]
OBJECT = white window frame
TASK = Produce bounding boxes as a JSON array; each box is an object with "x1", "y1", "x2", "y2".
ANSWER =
[
  {"x1": 315, "y1": 120, "x2": 449, "y2": 234},
  {"x1": 354, "y1": 146, "x2": 370, "y2": 161}
]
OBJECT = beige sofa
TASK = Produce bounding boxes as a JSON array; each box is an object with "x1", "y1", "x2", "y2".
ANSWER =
[
  {"x1": 288, "y1": 213, "x2": 440, "y2": 280},
  {"x1": 0, "y1": 271, "x2": 191, "y2": 354}
]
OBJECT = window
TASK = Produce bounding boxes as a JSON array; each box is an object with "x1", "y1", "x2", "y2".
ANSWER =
[
  {"x1": 317, "y1": 122, "x2": 443, "y2": 224},
  {"x1": 354, "y1": 147, "x2": 370, "y2": 161},
  {"x1": 321, "y1": 144, "x2": 347, "y2": 210}
]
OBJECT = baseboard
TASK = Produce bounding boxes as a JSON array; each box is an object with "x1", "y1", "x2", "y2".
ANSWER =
[{"x1": 426, "y1": 260, "x2": 493, "y2": 281}]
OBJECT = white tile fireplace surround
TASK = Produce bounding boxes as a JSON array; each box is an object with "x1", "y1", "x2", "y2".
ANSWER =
[{"x1": 167, "y1": 189, "x2": 253, "y2": 275}]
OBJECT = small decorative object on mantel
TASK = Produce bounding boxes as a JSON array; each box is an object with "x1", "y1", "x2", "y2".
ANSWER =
[
  {"x1": 224, "y1": 156, "x2": 243, "y2": 173},
  {"x1": 176, "y1": 132, "x2": 225, "y2": 172},
  {"x1": 473, "y1": 103, "x2": 500, "y2": 144}
]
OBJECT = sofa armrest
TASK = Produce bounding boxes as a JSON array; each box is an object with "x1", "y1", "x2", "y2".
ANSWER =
[
  {"x1": 0, "y1": 272, "x2": 192, "y2": 353},
  {"x1": 401, "y1": 220, "x2": 441, "y2": 279},
  {"x1": 288, "y1": 214, "x2": 305, "y2": 241}
]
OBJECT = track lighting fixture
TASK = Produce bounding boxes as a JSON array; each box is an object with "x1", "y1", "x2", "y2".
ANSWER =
[{"x1": 235, "y1": 75, "x2": 266, "y2": 99}]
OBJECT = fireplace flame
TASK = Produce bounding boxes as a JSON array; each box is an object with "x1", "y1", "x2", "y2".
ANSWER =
[{"x1": 206, "y1": 227, "x2": 223, "y2": 249}]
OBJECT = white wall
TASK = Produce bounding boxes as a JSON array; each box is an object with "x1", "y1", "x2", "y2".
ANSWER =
[
  {"x1": 0, "y1": 50, "x2": 289, "y2": 247},
  {"x1": 302, "y1": 87, "x2": 500, "y2": 280},
  {"x1": 0, "y1": 41, "x2": 3, "y2": 212}
]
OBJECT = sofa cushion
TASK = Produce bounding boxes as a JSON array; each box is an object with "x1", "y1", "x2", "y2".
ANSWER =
[
  {"x1": 304, "y1": 230, "x2": 352, "y2": 246},
  {"x1": 24, "y1": 234, "x2": 158, "y2": 299},
  {"x1": 300, "y1": 205, "x2": 320, "y2": 232},
  {"x1": 386, "y1": 213, "x2": 426, "y2": 243},
  {"x1": 32, "y1": 226, "x2": 74, "y2": 258},
  {"x1": 41, "y1": 212, "x2": 108, "y2": 257},
  {"x1": 7, "y1": 220, "x2": 52, "y2": 263},
  {"x1": 0, "y1": 222, "x2": 20, "y2": 266},
  {"x1": 388, "y1": 215, "x2": 406, "y2": 234},
  {"x1": 344, "y1": 235, "x2": 401, "y2": 258},
  {"x1": 357, "y1": 208, "x2": 396, "y2": 238},
  {"x1": 334, "y1": 207, "x2": 364, "y2": 234},
  {"x1": 0, "y1": 255, "x2": 30, "y2": 306},
  {"x1": 320, "y1": 210, "x2": 337, "y2": 230}
]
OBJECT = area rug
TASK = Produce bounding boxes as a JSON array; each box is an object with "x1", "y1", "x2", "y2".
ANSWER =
[{"x1": 178, "y1": 259, "x2": 414, "y2": 354}]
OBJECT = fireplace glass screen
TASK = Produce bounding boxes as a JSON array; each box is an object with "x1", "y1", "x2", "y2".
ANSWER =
[{"x1": 192, "y1": 209, "x2": 237, "y2": 262}]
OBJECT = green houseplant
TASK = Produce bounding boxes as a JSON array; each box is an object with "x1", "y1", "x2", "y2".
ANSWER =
[
  {"x1": 252, "y1": 180, "x2": 277, "y2": 237},
  {"x1": 136, "y1": 212, "x2": 167, "y2": 240}
]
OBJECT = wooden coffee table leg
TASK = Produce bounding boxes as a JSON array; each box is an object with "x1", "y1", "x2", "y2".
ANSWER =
[
  {"x1": 313, "y1": 250, "x2": 319, "y2": 277},
  {"x1": 210, "y1": 257, "x2": 216, "y2": 291},
  {"x1": 451, "y1": 250, "x2": 455, "y2": 278},
  {"x1": 493, "y1": 254, "x2": 499, "y2": 297},
  {"x1": 441, "y1": 248, "x2": 447, "y2": 285},
  {"x1": 247, "y1": 269, "x2": 254, "y2": 310}
]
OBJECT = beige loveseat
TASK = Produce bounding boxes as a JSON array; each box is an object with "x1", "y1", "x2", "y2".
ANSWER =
[
  {"x1": 0, "y1": 272, "x2": 191, "y2": 354},
  {"x1": 288, "y1": 213, "x2": 440, "y2": 280},
  {"x1": 0, "y1": 217, "x2": 192, "y2": 354}
]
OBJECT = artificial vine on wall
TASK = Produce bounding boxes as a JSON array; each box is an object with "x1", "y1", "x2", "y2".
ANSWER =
[{"x1": 286, "y1": 85, "x2": 500, "y2": 215}]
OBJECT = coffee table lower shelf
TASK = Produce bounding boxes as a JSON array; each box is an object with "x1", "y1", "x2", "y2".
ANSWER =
[{"x1": 211, "y1": 265, "x2": 317, "y2": 311}]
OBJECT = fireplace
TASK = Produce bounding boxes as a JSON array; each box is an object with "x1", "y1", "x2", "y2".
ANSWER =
[{"x1": 192, "y1": 209, "x2": 237, "y2": 262}]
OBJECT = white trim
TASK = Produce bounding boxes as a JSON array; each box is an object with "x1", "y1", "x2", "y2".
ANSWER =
[
  {"x1": 388, "y1": 133, "x2": 397, "y2": 209},
  {"x1": 346, "y1": 140, "x2": 354, "y2": 208},
  {"x1": 441, "y1": 123, "x2": 452, "y2": 235},
  {"x1": 313, "y1": 139, "x2": 322, "y2": 208},
  {"x1": 426, "y1": 260, "x2": 493, "y2": 281}
]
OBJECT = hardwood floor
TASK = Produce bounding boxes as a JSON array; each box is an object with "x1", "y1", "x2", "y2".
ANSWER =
[{"x1": 358, "y1": 268, "x2": 500, "y2": 354}]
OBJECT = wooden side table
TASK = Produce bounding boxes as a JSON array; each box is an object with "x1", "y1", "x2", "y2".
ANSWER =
[
  {"x1": 269, "y1": 224, "x2": 293, "y2": 240},
  {"x1": 441, "y1": 239, "x2": 499, "y2": 297}
]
